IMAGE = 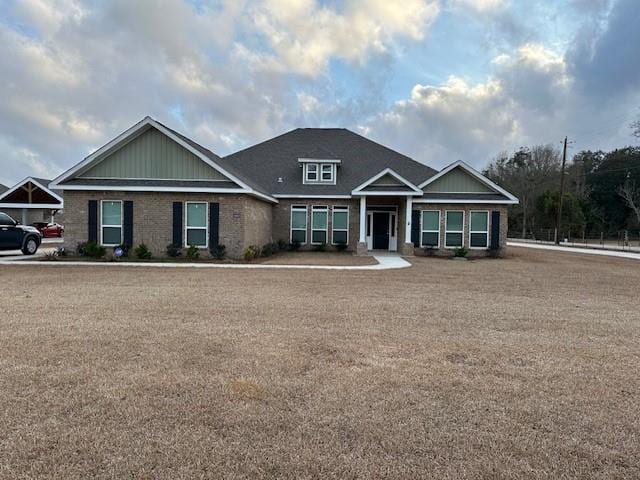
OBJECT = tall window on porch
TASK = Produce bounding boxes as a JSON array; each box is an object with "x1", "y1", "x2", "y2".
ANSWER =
[
  {"x1": 445, "y1": 211, "x2": 464, "y2": 248},
  {"x1": 469, "y1": 211, "x2": 489, "y2": 248},
  {"x1": 101, "y1": 200, "x2": 122, "y2": 246},
  {"x1": 332, "y1": 206, "x2": 349, "y2": 245},
  {"x1": 311, "y1": 206, "x2": 328, "y2": 244},
  {"x1": 421, "y1": 210, "x2": 440, "y2": 248},
  {"x1": 290, "y1": 206, "x2": 307, "y2": 244}
]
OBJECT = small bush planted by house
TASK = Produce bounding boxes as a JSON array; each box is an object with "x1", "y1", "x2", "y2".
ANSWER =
[
  {"x1": 210, "y1": 244, "x2": 226, "y2": 260},
  {"x1": 313, "y1": 242, "x2": 327, "y2": 252},
  {"x1": 453, "y1": 246, "x2": 468, "y2": 258},
  {"x1": 166, "y1": 243, "x2": 182, "y2": 258},
  {"x1": 277, "y1": 239, "x2": 288, "y2": 251},
  {"x1": 186, "y1": 245, "x2": 200, "y2": 260},
  {"x1": 289, "y1": 240, "x2": 301, "y2": 251},
  {"x1": 335, "y1": 242, "x2": 348, "y2": 252},
  {"x1": 243, "y1": 245, "x2": 260, "y2": 261},
  {"x1": 134, "y1": 243, "x2": 152, "y2": 259},
  {"x1": 261, "y1": 242, "x2": 278, "y2": 257},
  {"x1": 77, "y1": 241, "x2": 106, "y2": 259}
]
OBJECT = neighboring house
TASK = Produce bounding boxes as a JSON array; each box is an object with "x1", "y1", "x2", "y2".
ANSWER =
[
  {"x1": 51, "y1": 116, "x2": 518, "y2": 258},
  {"x1": 0, "y1": 177, "x2": 64, "y2": 225}
]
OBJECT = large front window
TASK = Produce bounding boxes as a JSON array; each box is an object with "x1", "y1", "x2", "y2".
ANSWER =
[
  {"x1": 421, "y1": 210, "x2": 440, "y2": 248},
  {"x1": 470, "y1": 211, "x2": 489, "y2": 248},
  {"x1": 311, "y1": 206, "x2": 328, "y2": 244},
  {"x1": 290, "y1": 206, "x2": 307, "y2": 244},
  {"x1": 445, "y1": 211, "x2": 464, "y2": 248},
  {"x1": 185, "y1": 202, "x2": 208, "y2": 247},
  {"x1": 101, "y1": 200, "x2": 122, "y2": 246},
  {"x1": 332, "y1": 206, "x2": 349, "y2": 245}
]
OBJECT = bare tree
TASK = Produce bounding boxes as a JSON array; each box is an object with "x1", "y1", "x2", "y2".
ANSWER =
[{"x1": 618, "y1": 178, "x2": 640, "y2": 224}]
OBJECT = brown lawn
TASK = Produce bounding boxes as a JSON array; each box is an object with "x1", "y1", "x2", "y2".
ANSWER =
[{"x1": 0, "y1": 248, "x2": 638, "y2": 479}]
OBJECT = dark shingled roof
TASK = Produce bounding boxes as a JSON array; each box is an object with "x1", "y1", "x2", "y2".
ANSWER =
[{"x1": 222, "y1": 128, "x2": 437, "y2": 196}]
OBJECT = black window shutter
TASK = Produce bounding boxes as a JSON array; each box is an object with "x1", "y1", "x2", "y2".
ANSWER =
[
  {"x1": 123, "y1": 201, "x2": 133, "y2": 247},
  {"x1": 490, "y1": 210, "x2": 501, "y2": 249},
  {"x1": 209, "y1": 202, "x2": 219, "y2": 248},
  {"x1": 411, "y1": 210, "x2": 420, "y2": 247},
  {"x1": 172, "y1": 202, "x2": 183, "y2": 246},
  {"x1": 88, "y1": 200, "x2": 98, "y2": 243}
]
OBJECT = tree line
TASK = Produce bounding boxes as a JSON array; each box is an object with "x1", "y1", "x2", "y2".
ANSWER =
[{"x1": 483, "y1": 137, "x2": 640, "y2": 240}]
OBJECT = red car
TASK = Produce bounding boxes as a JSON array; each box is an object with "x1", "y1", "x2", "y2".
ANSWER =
[{"x1": 32, "y1": 222, "x2": 64, "y2": 238}]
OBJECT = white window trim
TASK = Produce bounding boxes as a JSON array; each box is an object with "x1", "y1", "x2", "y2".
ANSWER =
[
  {"x1": 469, "y1": 210, "x2": 490, "y2": 250},
  {"x1": 290, "y1": 205, "x2": 308, "y2": 245},
  {"x1": 420, "y1": 210, "x2": 440, "y2": 248},
  {"x1": 331, "y1": 206, "x2": 349, "y2": 245},
  {"x1": 100, "y1": 199, "x2": 123, "y2": 247},
  {"x1": 303, "y1": 163, "x2": 336, "y2": 185},
  {"x1": 444, "y1": 210, "x2": 465, "y2": 249},
  {"x1": 184, "y1": 201, "x2": 209, "y2": 248},
  {"x1": 321, "y1": 164, "x2": 334, "y2": 182},
  {"x1": 311, "y1": 205, "x2": 329, "y2": 245}
]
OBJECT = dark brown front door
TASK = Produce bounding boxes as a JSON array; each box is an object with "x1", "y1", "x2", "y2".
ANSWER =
[{"x1": 372, "y1": 212, "x2": 389, "y2": 249}]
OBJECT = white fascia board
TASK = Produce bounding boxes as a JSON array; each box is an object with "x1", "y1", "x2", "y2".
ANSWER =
[
  {"x1": 412, "y1": 198, "x2": 519, "y2": 204},
  {"x1": 0, "y1": 203, "x2": 63, "y2": 209},
  {"x1": 273, "y1": 194, "x2": 351, "y2": 199},
  {"x1": 418, "y1": 160, "x2": 519, "y2": 203},
  {"x1": 352, "y1": 168, "x2": 422, "y2": 194},
  {"x1": 0, "y1": 177, "x2": 63, "y2": 204},
  {"x1": 298, "y1": 158, "x2": 342, "y2": 164},
  {"x1": 352, "y1": 191, "x2": 423, "y2": 196}
]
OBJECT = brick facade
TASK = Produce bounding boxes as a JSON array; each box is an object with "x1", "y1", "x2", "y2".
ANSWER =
[
  {"x1": 62, "y1": 191, "x2": 271, "y2": 259},
  {"x1": 410, "y1": 203, "x2": 509, "y2": 257}
]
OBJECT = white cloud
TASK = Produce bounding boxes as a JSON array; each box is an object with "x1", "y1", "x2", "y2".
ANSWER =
[{"x1": 448, "y1": 0, "x2": 505, "y2": 12}]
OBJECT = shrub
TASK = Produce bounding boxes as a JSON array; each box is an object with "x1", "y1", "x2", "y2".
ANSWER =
[
  {"x1": 166, "y1": 243, "x2": 182, "y2": 258},
  {"x1": 186, "y1": 245, "x2": 200, "y2": 260},
  {"x1": 277, "y1": 239, "x2": 288, "y2": 251},
  {"x1": 289, "y1": 240, "x2": 301, "y2": 251},
  {"x1": 335, "y1": 242, "x2": 348, "y2": 252},
  {"x1": 78, "y1": 241, "x2": 106, "y2": 258},
  {"x1": 313, "y1": 242, "x2": 327, "y2": 252},
  {"x1": 134, "y1": 243, "x2": 152, "y2": 259},
  {"x1": 453, "y1": 246, "x2": 468, "y2": 258},
  {"x1": 210, "y1": 244, "x2": 226, "y2": 260},
  {"x1": 243, "y1": 245, "x2": 260, "y2": 261},
  {"x1": 261, "y1": 243, "x2": 276, "y2": 257}
]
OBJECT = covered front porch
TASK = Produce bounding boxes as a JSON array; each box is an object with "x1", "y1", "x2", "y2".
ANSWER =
[{"x1": 354, "y1": 195, "x2": 416, "y2": 255}]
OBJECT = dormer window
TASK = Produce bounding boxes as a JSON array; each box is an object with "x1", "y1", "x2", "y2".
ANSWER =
[{"x1": 300, "y1": 158, "x2": 340, "y2": 185}]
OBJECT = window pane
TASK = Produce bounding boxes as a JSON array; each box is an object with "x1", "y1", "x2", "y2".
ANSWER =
[
  {"x1": 471, "y1": 212, "x2": 488, "y2": 231},
  {"x1": 312, "y1": 230, "x2": 327, "y2": 244},
  {"x1": 421, "y1": 232, "x2": 438, "y2": 247},
  {"x1": 470, "y1": 232, "x2": 488, "y2": 248},
  {"x1": 307, "y1": 164, "x2": 317, "y2": 172},
  {"x1": 333, "y1": 230, "x2": 347, "y2": 244},
  {"x1": 446, "y1": 232, "x2": 462, "y2": 247},
  {"x1": 333, "y1": 210, "x2": 348, "y2": 230},
  {"x1": 103, "y1": 226, "x2": 121, "y2": 245},
  {"x1": 292, "y1": 210, "x2": 307, "y2": 229},
  {"x1": 321, "y1": 165, "x2": 332, "y2": 180},
  {"x1": 446, "y1": 211, "x2": 463, "y2": 231},
  {"x1": 291, "y1": 229, "x2": 306, "y2": 243},
  {"x1": 312, "y1": 210, "x2": 327, "y2": 229},
  {"x1": 102, "y1": 201, "x2": 121, "y2": 225},
  {"x1": 422, "y1": 211, "x2": 439, "y2": 231},
  {"x1": 187, "y1": 203, "x2": 207, "y2": 227},
  {"x1": 187, "y1": 229, "x2": 206, "y2": 246}
]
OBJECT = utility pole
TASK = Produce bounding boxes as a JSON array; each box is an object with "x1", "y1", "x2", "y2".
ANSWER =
[{"x1": 555, "y1": 136, "x2": 568, "y2": 245}]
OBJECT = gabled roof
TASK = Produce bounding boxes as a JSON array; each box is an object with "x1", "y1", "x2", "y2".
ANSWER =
[
  {"x1": 418, "y1": 160, "x2": 519, "y2": 204},
  {"x1": 0, "y1": 177, "x2": 63, "y2": 208},
  {"x1": 351, "y1": 168, "x2": 423, "y2": 196},
  {"x1": 50, "y1": 117, "x2": 276, "y2": 203},
  {"x1": 223, "y1": 128, "x2": 437, "y2": 196}
]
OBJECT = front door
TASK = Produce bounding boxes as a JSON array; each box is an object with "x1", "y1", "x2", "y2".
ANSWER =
[{"x1": 372, "y1": 212, "x2": 390, "y2": 249}]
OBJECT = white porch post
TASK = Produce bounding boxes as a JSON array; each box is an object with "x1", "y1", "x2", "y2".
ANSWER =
[
  {"x1": 405, "y1": 196, "x2": 413, "y2": 244},
  {"x1": 359, "y1": 196, "x2": 367, "y2": 243}
]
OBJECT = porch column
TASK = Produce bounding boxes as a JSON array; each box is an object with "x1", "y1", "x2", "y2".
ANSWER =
[
  {"x1": 359, "y1": 196, "x2": 367, "y2": 243},
  {"x1": 405, "y1": 196, "x2": 412, "y2": 243}
]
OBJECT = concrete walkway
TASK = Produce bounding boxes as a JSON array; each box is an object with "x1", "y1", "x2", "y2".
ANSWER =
[
  {"x1": 508, "y1": 241, "x2": 640, "y2": 261},
  {"x1": 0, "y1": 254, "x2": 412, "y2": 271}
]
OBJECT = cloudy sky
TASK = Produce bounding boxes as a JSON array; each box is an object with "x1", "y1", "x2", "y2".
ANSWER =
[{"x1": 1, "y1": 0, "x2": 639, "y2": 186}]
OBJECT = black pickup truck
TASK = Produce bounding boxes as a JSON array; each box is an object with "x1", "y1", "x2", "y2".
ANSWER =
[{"x1": 0, "y1": 212, "x2": 42, "y2": 255}]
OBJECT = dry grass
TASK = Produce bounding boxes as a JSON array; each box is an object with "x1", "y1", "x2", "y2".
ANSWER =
[
  {"x1": 262, "y1": 251, "x2": 377, "y2": 265},
  {"x1": 0, "y1": 248, "x2": 639, "y2": 479}
]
